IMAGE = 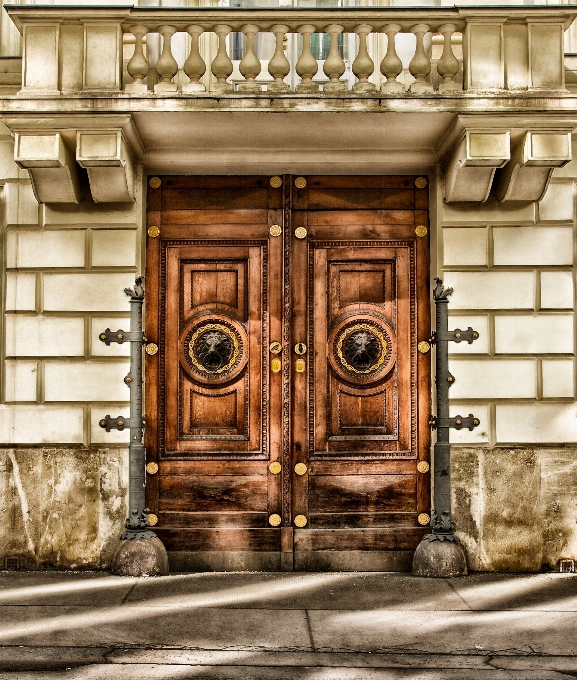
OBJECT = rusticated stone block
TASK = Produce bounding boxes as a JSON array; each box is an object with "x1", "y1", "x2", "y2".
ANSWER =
[
  {"x1": 451, "y1": 447, "x2": 482, "y2": 571},
  {"x1": 540, "y1": 449, "x2": 577, "y2": 570},
  {"x1": 481, "y1": 447, "x2": 541, "y2": 572},
  {"x1": 0, "y1": 447, "x2": 127, "y2": 570}
]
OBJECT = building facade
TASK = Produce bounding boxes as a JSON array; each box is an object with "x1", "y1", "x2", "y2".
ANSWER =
[{"x1": 0, "y1": 0, "x2": 576, "y2": 573}]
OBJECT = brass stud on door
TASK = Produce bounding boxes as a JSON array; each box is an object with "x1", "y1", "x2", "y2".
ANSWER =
[
  {"x1": 270, "y1": 176, "x2": 282, "y2": 188},
  {"x1": 146, "y1": 462, "x2": 159, "y2": 475},
  {"x1": 270, "y1": 341, "x2": 282, "y2": 354},
  {"x1": 294, "y1": 515, "x2": 307, "y2": 527},
  {"x1": 295, "y1": 358, "x2": 306, "y2": 373},
  {"x1": 417, "y1": 461, "x2": 430, "y2": 473},
  {"x1": 269, "y1": 514, "x2": 282, "y2": 526},
  {"x1": 148, "y1": 513, "x2": 159, "y2": 526},
  {"x1": 295, "y1": 177, "x2": 307, "y2": 189},
  {"x1": 271, "y1": 358, "x2": 282, "y2": 373},
  {"x1": 269, "y1": 462, "x2": 281, "y2": 474},
  {"x1": 148, "y1": 226, "x2": 160, "y2": 238},
  {"x1": 295, "y1": 227, "x2": 307, "y2": 239},
  {"x1": 145, "y1": 343, "x2": 159, "y2": 356},
  {"x1": 415, "y1": 177, "x2": 427, "y2": 188},
  {"x1": 418, "y1": 341, "x2": 430, "y2": 354},
  {"x1": 269, "y1": 224, "x2": 282, "y2": 237},
  {"x1": 294, "y1": 343, "x2": 306, "y2": 355},
  {"x1": 415, "y1": 225, "x2": 428, "y2": 237},
  {"x1": 149, "y1": 177, "x2": 161, "y2": 189},
  {"x1": 294, "y1": 463, "x2": 307, "y2": 476},
  {"x1": 417, "y1": 513, "x2": 430, "y2": 526}
]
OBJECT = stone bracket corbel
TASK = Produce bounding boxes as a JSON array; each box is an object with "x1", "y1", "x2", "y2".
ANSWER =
[
  {"x1": 444, "y1": 130, "x2": 510, "y2": 203},
  {"x1": 495, "y1": 131, "x2": 572, "y2": 202},
  {"x1": 14, "y1": 132, "x2": 80, "y2": 204},
  {"x1": 76, "y1": 129, "x2": 135, "y2": 203}
]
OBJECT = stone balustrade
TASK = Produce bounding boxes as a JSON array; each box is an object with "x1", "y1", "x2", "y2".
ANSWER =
[{"x1": 6, "y1": 6, "x2": 576, "y2": 97}]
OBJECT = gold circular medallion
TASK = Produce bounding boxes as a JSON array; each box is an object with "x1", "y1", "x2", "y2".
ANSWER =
[
  {"x1": 269, "y1": 462, "x2": 281, "y2": 475},
  {"x1": 149, "y1": 177, "x2": 161, "y2": 189},
  {"x1": 294, "y1": 463, "x2": 307, "y2": 476},
  {"x1": 336, "y1": 323, "x2": 388, "y2": 376},
  {"x1": 269, "y1": 224, "x2": 282, "y2": 237},
  {"x1": 415, "y1": 225, "x2": 428, "y2": 238},
  {"x1": 145, "y1": 342, "x2": 159, "y2": 356},
  {"x1": 270, "y1": 176, "x2": 282, "y2": 188},
  {"x1": 148, "y1": 225, "x2": 160, "y2": 238},
  {"x1": 294, "y1": 514, "x2": 307, "y2": 527},
  {"x1": 148, "y1": 513, "x2": 159, "y2": 526},
  {"x1": 187, "y1": 322, "x2": 240, "y2": 376},
  {"x1": 295, "y1": 177, "x2": 307, "y2": 189},
  {"x1": 418, "y1": 341, "x2": 431, "y2": 354},
  {"x1": 270, "y1": 341, "x2": 282, "y2": 354},
  {"x1": 269, "y1": 513, "x2": 281, "y2": 526},
  {"x1": 415, "y1": 177, "x2": 427, "y2": 189},
  {"x1": 417, "y1": 461, "x2": 430, "y2": 474},
  {"x1": 417, "y1": 512, "x2": 431, "y2": 526},
  {"x1": 146, "y1": 462, "x2": 159, "y2": 475},
  {"x1": 295, "y1": 227, "x2": 307, "y2": 240}
]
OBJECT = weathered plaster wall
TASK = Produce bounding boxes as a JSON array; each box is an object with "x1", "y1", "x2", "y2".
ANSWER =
[
  {"x1": 452, "y1": 447, "x2": 577, "y2": 572},
  {"x1": 0, "y1": 447, "x2": 127, "y2": 569}
]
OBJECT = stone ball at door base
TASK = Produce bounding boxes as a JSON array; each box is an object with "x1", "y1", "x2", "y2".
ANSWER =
[
  {"x1": 111, "y1": 536, "x2": 169, "y2": 577},
  {"x1": 412, "y1": 539, "x2": 468, "y2": 578}
]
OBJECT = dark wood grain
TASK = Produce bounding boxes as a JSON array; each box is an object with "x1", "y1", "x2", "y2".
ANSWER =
[{"x1": 294, "y1": 528, "x2": 426, "y2": 551}]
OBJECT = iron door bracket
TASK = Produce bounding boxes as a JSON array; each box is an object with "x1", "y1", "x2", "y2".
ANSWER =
[{"x1": 429, "y1": 414, "x2": 480, "y2": 431}]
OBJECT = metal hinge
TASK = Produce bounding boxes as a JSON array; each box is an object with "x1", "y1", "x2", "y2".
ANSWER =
[
  {"x1": 434, "y1": 327, "x2": 480, "y2": 344},
  {"x1": 99, "y1": 328, "x2": 143, "y2": 345},
  {"x1": 99, "y1": 415, "x2": 145, "y2": 432},
  {"x1": 430, "y1": 414, "x2": 480, "y2": 431}
]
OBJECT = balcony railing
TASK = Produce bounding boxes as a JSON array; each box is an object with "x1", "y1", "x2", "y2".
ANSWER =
[{"x1": 7, "y1": 5, "x2": 577, "y2": 97}]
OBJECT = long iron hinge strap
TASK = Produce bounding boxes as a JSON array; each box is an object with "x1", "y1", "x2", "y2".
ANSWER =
[
  {"x1": 429, "y1": 414, "x2": 480, "y2": 431},
  {"x1": 99, "y1": 328, "x2": 143, "y2": 345}
]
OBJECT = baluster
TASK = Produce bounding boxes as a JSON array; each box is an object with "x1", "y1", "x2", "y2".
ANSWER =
[
  {"x1": 126, "y1": 25, "x2": 150, "y2": 93},
  {"x1": 183, "y1": 25, "x2": 206, "y2": 93},
  {"x1": 154, "y1": 25, "x2": 178, "y2": 93},
  {"x1": 268, "y1": 24, "x2": 290, "y2": 92},
  {"x1": 409, "y1": 23, "x2": 433, "y2": 93},
  {"x1": 211, "y1": 24, "x2": 233, "y2": 93},
  {"x1": 238, "y1": 24, "x2": 261, "y2": 93},
  {"x1": 296, "y1": 24, "x2": 319, "y2": 93},
  {"x1": 352, "y1": 24, "x2": 375, "y2": 93},
  {"x1": 323, "y1": 24, "x2": 346, "y2": 93},
  {"x1": 437, "y1": 23, "x2": 461, "y2": 92},
  {"x1": 380, "y1": 23, "x2": 404, "y2": 93}
]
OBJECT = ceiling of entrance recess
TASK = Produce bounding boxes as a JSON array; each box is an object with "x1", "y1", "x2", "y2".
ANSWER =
[{"x1": 134, "y1": 111, "x2": 456, "y2": 175}]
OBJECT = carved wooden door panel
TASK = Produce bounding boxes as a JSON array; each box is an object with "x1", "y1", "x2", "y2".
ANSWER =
[
  {"x1": 146, "y1": 177, "x2": 284, "y2": 571},
  {"x1": 146, "y1": 175, "x2": 430, "y2": 572},
  {"x1": 290, "y1": 177, "x2": 431, "y2": 571}
]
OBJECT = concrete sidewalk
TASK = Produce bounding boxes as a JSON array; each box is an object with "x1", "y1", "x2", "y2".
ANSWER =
[{"x1": 0, "y1": 571, "x2": 576, "y2": 679}]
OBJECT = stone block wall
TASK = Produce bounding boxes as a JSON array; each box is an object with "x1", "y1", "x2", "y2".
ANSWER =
[
  {"x1": 439, "y1": 164, "x2": 577, "y2": 571},
  {"x1": 0, "y1": 123, "x2": 139, "y2": 568}
]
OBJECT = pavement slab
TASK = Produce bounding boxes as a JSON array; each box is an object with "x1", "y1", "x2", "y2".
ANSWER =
[
  {"x1": 0, "y1": 571, "x2": 575, "y2": 677},
  {"x1": 0, "y1": 665, "x2": 575, "y2": 679}
]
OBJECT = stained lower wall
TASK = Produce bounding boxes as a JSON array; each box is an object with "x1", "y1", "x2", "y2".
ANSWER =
[
  {"x1": 0, "y1": 447, "x2": 127, "y2": 569},
  {"x1": 452, "y1": 446, "x2": 577, "y2": 572}
]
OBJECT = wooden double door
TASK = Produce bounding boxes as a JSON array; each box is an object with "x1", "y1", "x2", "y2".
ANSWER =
[{"x1": 145, "y1": 175, "x2": 431, "y2": 571}]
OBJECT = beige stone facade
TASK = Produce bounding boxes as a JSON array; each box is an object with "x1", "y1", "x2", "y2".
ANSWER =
[{"x1": 0, "y1": 0, "x2": 576, "y2": 572}]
